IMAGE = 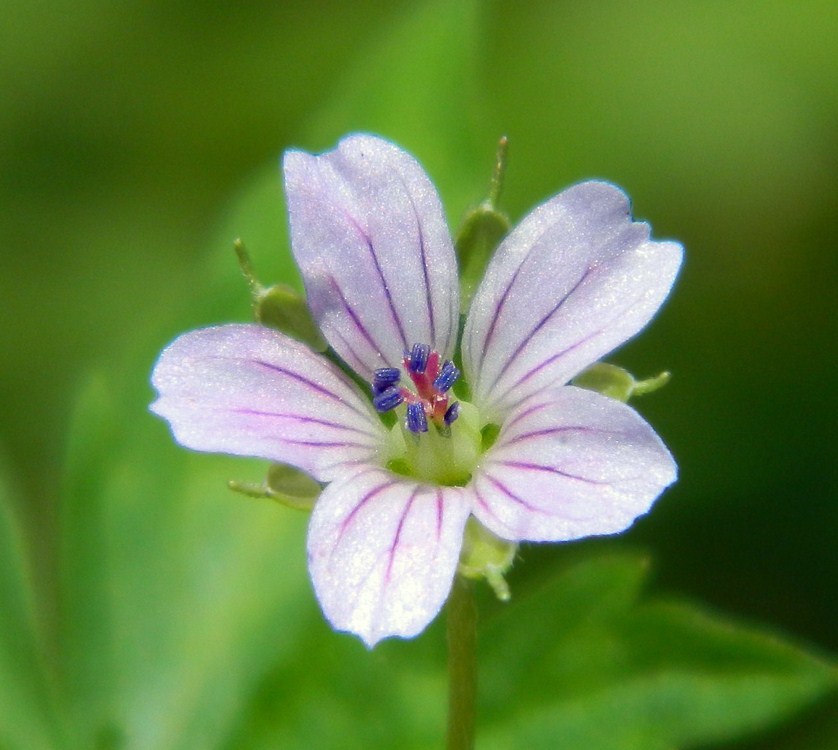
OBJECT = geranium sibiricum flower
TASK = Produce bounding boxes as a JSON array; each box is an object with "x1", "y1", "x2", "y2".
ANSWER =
[{"x1": 151, "y1": 134, "x2": 682, "y2": 647}]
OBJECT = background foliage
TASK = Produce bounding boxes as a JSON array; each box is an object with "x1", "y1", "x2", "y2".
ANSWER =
[{"x1": 1, "y1": 1, "x2": 836, "y2": 748}]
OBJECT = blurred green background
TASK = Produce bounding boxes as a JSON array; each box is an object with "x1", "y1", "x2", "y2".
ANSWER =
[{"x1": 1, "y1": 1, "x2": 836, "y2": 748}]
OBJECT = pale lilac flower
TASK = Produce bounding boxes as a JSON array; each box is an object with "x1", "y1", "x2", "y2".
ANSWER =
[{"x1": 151, "y1": 134, "x2": 682, "y2": 647}]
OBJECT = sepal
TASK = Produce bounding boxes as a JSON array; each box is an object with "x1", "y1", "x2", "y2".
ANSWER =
[
  {"x1": 234, "y1": 239, "x2": 327, "y2": 351},
  {"x1": 228, "y1": 462, "x2": 322, "y2": 511},
  {"x1": 573, "y1": 362, "x2": 671, "y2": 403},
  {"x1": 457, "y1": 517, "x2": 517, "y2": 601},
  {"x1": 454, "y1": 137, "x2": 510, "y2": 312},
  {"x1": 455, "y1": 206, "x2": 509, "y2": 313}
]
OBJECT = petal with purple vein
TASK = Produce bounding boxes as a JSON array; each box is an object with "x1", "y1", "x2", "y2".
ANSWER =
[
  {"x1": 463, "y1": 181, "x2": 682, "y2": 422},
  {"x1": 283, "y1": 134, "x2": 459, "y2": 378},
  {"x1": 150, "y1": 324, "x2": 387, "y2": 483},
  {"x1": 469, "y1": 387, "x2": 676, "y2": 542},
  {"x1": 307, "y1": 467, "x2": 471, "y2": 647}
]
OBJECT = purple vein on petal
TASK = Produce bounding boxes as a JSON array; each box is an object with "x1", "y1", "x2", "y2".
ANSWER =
[
  {"x1": 493, "y1": 460, "x2": 609, "y2": 486},
  {"x1": 327, "y1": 275, "x2": 390, "y2": 368},
  {"x1": 197, "y1": 351, "x2": 364, "y2": 412},
  {"x1": 502, "y1": 424, "x2": 609, "y2": 446},
  {"x1": 472, "y1": 485, "x2": 504, "y2": 525},
  {"x1": 338, "y1": 472, "x2": 400, "y2": 538},
  {"x1": 396, "y1": 173, "x2": 438, "y2": 350},
  {"x1": 483, "y1": 266, "x2": 596, "y2": 397},
  {"x1": 492, "y1": 332, "x2": 601, "y2": 414},
  {"x1": 253, "y1": 359, "x2": 363, "y2": 406},
  {"x1": 471, "y1": 263, "x2": 522, "y2": 383},
  {"x1": 482, "y1": 472, "x2": 541, "y2": 512},
  {"x1": 229, "y1": 409, "x2": 378, "y2": 438},
  {"x1": 385, "y1": 486, "x2": 421, "y2": 583},
  {"x1": 341, "y1": 208, "x2": 409, "y2": 352},
  {"x1": 494, "y1": 283, "x2": 652, "y2": 412},
  {"x1": 320, "y1": 457, "x2": 369, "y2": 473},
  {"x1": 330, "y1": 327, "x2": 381, "y2": 378},
  {"x1": 468, "y1": 218, "x2": 558, "y2": 381},
  {"x1": 274, "y1": 438, "x2": 371, "y2": 449},
  {"x1": 495, "y1": 397, "x2": 553, "y2": 433},
  {"x1": 435, "y1": 489, "x2": 444, "y2": 542}
]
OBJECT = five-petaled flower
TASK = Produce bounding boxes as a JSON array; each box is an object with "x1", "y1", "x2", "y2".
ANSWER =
[{"x1": 151, "y1": 134, "x2": 682, "y2": 647}]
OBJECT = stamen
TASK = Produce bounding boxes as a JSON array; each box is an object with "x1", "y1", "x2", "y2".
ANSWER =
[
  {"x1": 373, "y1": 386, "x2": 403, "y2": 412},
  {"x1": 444, "y1": 401, "x2": 460, "y2": 426},
  {"x1": 406, "y1": 402, "x2": 429, "y2": 433},
  {"x1": 408, "y1": 343, "x2": 430, "y2": 374},
  {"x1": 432, "y1": 361, "x2": 460, "y2": 393},
  {"x1": 372, "y1": 367, "x2": 401, "y2": 394},
  {"x1": 370, "y1": 343, "x2": 461, "y2": 439}
]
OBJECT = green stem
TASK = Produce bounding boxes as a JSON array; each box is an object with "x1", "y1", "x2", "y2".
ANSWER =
[{"x1": 445, "y1": 575, "x2": 477, "y2": 750}]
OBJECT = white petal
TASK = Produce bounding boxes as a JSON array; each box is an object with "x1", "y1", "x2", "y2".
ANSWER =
[
  {"x1": 463, "y1": 181, "x2": 682, "y2": 422},
  {"x1": 307, "y1": 467, "x2": 471, "y2": 647},
  {"x1": 150, "y1": 324, "x2": 387, "y2": 482},
  {"x1": 470, "y1": 387, "x2": 676, "y2": 542},
  {"x1": 283, "y1": 134, "x2": 459, "y2": 379}
]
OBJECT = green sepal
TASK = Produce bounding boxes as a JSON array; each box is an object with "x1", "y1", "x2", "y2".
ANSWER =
[
  {"x1": 455, "y1": 205, "x2": 510, "y2": 312},
  {"x1": 254, "y1": 284, "x2": 328, "y2": 352},
  {"x1": 458, "y1": 517, "x2": 517, "y2": 601},
  {"x1": 573, "y1": 362, "x2": 671, "y2": 403},
  {"x1": 234, "y1": 239, "x2": 327, "y2": 351},
  {"x1": 228, "y1": 463, "x2": 322, "y2": 512},
  {"x1": 454, "y1": 136, "x2": 511, "y2": 312}
]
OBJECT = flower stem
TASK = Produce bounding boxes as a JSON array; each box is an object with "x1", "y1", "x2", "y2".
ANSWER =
[{"x1": 445, "y1": 575, "x2": 477, "y2": 750}]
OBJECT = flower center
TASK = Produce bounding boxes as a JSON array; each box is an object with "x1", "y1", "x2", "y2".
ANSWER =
[
  {"x1": 370, "y1": 343, "x2": 479, "y2": 485},
  {"x1": 371, "y1": 343, "x2": 461, "y2": 435}
]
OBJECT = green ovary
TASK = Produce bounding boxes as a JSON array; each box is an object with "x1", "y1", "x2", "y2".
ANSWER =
[{"x1": 386, "y1": 400, "x2": 482, "y2": 486}]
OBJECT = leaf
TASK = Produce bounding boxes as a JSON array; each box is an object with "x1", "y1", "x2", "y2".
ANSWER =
[
  {"x1": 58, "y1": 371, "x2": 315, "y2": 748},
  {"x1": 0, "y1": 457, "x2": 66, "y2": 748},
  {"x1": 477, "y1": 551, "x2": 837, "y2": 750}
]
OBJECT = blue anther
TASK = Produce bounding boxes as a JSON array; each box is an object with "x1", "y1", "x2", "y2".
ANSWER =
[
  {"x1": 433, "y1": 361, "x2": 460, "y2": 393},
  {"x1": 372, "y1": 367, "x2": 401, "y2": 394},
  {"x1": 373, "y1": 386, "x2": 403, "y2": 413},
  {"x1": 443, "y1": 401, "x2": 460, "y2": 426},
  {"x1": 406, "y1": 402, "x2": 428, "y2": 433},
  {"x1": 409, "y1": 343, "x2": 430, "y2": 374}
]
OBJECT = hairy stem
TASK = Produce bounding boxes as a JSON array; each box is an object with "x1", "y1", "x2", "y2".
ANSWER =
[{"x1": 445, "y1": 575, "x2": 477, "y2": 750}]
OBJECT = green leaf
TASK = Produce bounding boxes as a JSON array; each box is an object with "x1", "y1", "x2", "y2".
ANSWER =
[
  {"x1": 0, "y1": 458, "x2": 66, "y2": 748},
  {"x1": 478, "y1": 551, "x2": 837, "y2": 750},
  {"x1": 58, "y1": 372, "x2": 315, "y2": 748}
]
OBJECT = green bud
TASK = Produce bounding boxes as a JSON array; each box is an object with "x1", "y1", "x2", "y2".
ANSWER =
[
  {"x1": 455, "y1": 207, "x2": 510, "y2": 313},
  {"x1": 458, "y1": 517, "x2": 517, "y2": 601},
  {"x1": 454, "y1": 137, "x2": 511, "y2": 312},
  {"x1": 572, "y1": 362, "x2": 671, "y2": 403},
  {"x1": 228, "y1": 462, "x2": 321, "y2": 511},
  {"x1": 234, "y1": 239, "x2": 327, "y2": 351}
]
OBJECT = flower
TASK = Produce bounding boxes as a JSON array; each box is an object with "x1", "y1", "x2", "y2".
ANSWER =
[{"x1": 151, "y1": 134, "x2": 682, "y2": 647}]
